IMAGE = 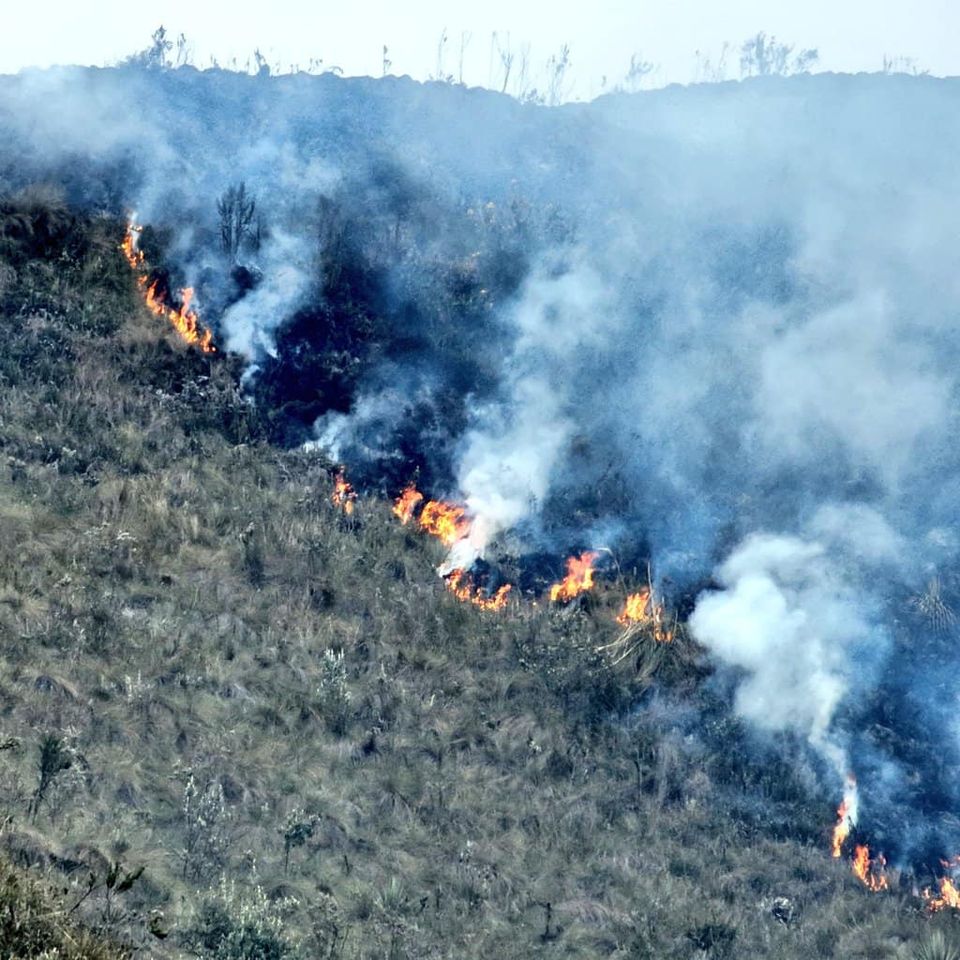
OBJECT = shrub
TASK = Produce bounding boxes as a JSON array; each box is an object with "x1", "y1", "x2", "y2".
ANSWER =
[
  {"x1": 181, "y1": 775, "x2": 233, "y2": 882},
  {"x1": 316, "y1": 648, "x2": 352, "y2": 735},
  {"x1": 181, "y1": 876, "x2": 300, "y2": 960}
]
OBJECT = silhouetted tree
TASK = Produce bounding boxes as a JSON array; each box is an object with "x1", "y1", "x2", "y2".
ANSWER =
[
  {"x1": 217, "y1": 183, "x2": 258, "y2": 262},
  {"x1": 127, "y1": 26, "x2": 174, "y2": 70}
]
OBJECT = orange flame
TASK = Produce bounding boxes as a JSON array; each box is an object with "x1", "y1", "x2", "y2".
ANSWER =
[
  {"x1": 549, "y1": 551, "x2": 599, "y2": 603},
  {"x1": 331, "y1": 469, "x2": 357, "y2": 515},
  {"x1": 122, "y1": 223, "x2": 216, "y2": 353},
  {"x1": 617, "y1": 589, "x2": 651, "y2": 623},
  {"x1": 445, "y1": 568, "x2": 512, "y2": 611},
  {"x1": 143, "y1": 282, "x2": 216, "y2": 354},
  {"x1": 392, "y1": 484, "x2": 424, "y2": 525},
  {"x1": 418, "y1": 500, "x2": 471, "y2": 546},
  {"x1": 851, "y1": 844, "x2": 888, "y2": 892},
  {"x1": 121, "y1": 225, "x2": 144, "y2": 268},
  {"x1": 832, "y1": 798, "x2": 852, "y2": 858},
  {"x1": 616, "y1": 588, "x2": 674, "y2": 642},
  {"x1": 924, "y1": 875, "x2": 960, "y2": 911},
  {"x1": 831, "y1": 776, "x2": 857, "y2": 858}
]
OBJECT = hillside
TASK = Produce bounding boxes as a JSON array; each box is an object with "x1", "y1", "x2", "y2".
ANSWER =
[
  {"x1": 0, "y1": 178, "x2": 952, "y2": 959},
  {"x1": 3, "y1": 65, "x2": 960, "y2": 958}
]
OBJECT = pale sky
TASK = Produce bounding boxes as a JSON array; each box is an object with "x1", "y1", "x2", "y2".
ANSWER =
[{"x1": 1, "y1": 1, "x2": 955, "y2": 97}]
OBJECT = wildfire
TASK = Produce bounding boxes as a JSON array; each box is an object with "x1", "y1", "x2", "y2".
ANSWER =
[
  {"x1": 143, "y1": 283, "x2": 216, "y2": 353},
  {"x1": 831, "y1": 776, "x2": 858, "y2": 858},
  {"x1": 121, "y1": 225, "x2": 144, "y2": 268},
  {"x1": 392, "y1": 484, "x2": 424, "y2": 525},
  {"x1": 549, "y1": 551, "x2": 599, "y2": 603},
  {"x1": 418, "y1": 499, "x2": 471, "y2": 546},
  {"x1": 331, "y1": 469, "x2": 357, "y2": 515},
  {"x1": 122, "y1": 222, "x2": 216, "y2": 353},
  {"x1": 924, "y1": 875, "x2": 960, "y2": 911},
  {"x1": 616, "y1": 588, "x2": 674, "y2": 643},
  {"x1": 851, "y1": 844, "x2": 888, "y2": 892},
  {"x1": 389, "y1": 487, "x2": 511, "y2": 612},
  {"x1": 445, "y1": 568, "x2": 512, "y2": 611},
  {"x1": 828, "y1": 778, "x2": 888, "y2": 891}
]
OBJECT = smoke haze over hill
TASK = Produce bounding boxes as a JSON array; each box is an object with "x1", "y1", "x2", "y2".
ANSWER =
[{"x1": 5, "y1": 64, "x2": 960, "y2": 872}]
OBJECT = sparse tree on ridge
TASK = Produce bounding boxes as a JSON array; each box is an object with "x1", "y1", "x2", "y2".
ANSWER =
[
  {"x1": 126, "y1": 26, "x2": 174, "y2": 70},
  {"x1": 739, "y1": 32, "x2": 818, "y2": 77}
]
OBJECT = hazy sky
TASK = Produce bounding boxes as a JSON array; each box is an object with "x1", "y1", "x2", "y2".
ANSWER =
[{"x1": 2, "y1": 1, "x2": 955, "y2": 96}]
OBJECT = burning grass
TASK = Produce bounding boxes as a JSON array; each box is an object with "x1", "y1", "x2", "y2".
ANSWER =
[
  {"x1": 0, "y1": 199, "x2": 949, "y2": 960},
  {"x1": 122, "y1": 222, "x2": 216, "y2": 353},
  {"x1": 392, "y1": 482, "x2": 423, "y2": 524},
  {"x1": 925, "y1": 877, "x2": 960, "y2": 912},
  {"x1": 417, "y1": 497, "x2": 471, "y2": 546},
  {"x1": 330, "y1": 467, "x2": 357, "y2": 515},
  {"x1": 549, "y1": 550, "x2": 598, "y2": 603},
  {"x1": 831, "y1": 776, "x2": 857, "y2": 859}
]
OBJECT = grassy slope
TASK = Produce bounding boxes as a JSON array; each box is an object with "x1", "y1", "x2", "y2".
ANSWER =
[{"x1": 0, "y1": 197, "x2": 948, "y2": 958}]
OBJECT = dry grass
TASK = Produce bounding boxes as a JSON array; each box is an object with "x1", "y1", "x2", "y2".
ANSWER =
[{"x1": 0, "y1": 203, "x2": 945, "y2": 959}]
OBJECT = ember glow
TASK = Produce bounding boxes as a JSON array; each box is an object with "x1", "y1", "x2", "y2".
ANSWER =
[
  {"x1": 331, "y1": 469, "x2": 357, "y2": 515},
  {"x1": 616, "y1": 588, "x2": 674, "y2": 643},
  {"x1": 418, "y1": 499, "x2": 471, "y2": 546},
  {"x1": 444, "y1": 568, "x2": 512, "y2": 611},
  {"x1": 392, "y1": 484, "x2": 424, "y2": 525},
  {"x1": 122, "y1": 223, "x2": 216, "y2": 354},
  {"x1": 549, "y1": 551, "x2": 598, "y2": 603},
  {"x1": 851, "y1": 844, "x2": 888, "y2": 892}
]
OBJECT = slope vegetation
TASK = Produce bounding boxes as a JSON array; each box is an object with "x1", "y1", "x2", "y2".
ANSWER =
[{"x1": 0, "y1": 192, "x2": 947, "y2": 959}]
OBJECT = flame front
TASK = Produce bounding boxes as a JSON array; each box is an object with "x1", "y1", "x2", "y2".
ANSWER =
[
  {"x1": 392, "y1": 484, "x2": 424, "y2": 525},
  {"x1": 924, "y1": 876, "x2": 960, "y2": 911},
  {"x1": 143, "y1": 283, "x2": 216, "y2": 353},
  {"x1": 922, "y1": 858, "x2": 960, "y2": 911},
  {"x1": 445, "y1": 568, "x2": 512, "y2": 611},
  {"x1": 549, "y1": 551, "x2": 598, "y2": 603},
  {"x1": 418, "y1": 500, "x2": 471, "y2": 546},
  {"x1": 123, "y1": 222, "x2": 216, "y2": 354},
  {"x1": 331, "y1": 469, "x2": 357, "y2": 515},
  {"x1": 617, "y1": 588, "x2": 674, "y2": 642},
  {"x1": 851, "y1": 844, "x2": 888, "y2": 892}
]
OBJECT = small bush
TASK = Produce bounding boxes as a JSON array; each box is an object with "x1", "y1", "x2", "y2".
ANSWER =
[{"x1": 181, "y1": 876, "x2": 300, "y2": 960}]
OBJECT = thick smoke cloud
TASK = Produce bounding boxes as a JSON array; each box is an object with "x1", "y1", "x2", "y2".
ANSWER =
[{"x1": 4, "y1": 64, "x2": 960, "y2": 868}]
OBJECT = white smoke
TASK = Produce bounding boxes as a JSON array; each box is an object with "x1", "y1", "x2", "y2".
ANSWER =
[
  {"x1": 448, "y1": 375, "x2": 571, "y2": 570},
  {"x1": 689, "y1": 511, "x2": 893, "y2": 776},
  {"x1": 221, "y1": 231, "x2": 311, "y2": 360},
  {"x1": 449, "y1": 259, "x2": 612, "y2": 566}
]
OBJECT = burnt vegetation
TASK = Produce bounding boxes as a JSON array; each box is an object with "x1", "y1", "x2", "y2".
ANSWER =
[{"x1": 0, "y1": 170, "x2": 953, "y2": 960}]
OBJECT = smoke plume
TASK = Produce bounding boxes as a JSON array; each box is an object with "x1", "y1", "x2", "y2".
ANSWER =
[{"x1": 5, "y1": 63, "x2": 960, "y2": 869}]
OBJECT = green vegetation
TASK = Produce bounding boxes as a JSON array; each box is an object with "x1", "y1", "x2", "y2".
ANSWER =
[{"x1": 0, "y1": 190, "x2": 952, "y2": 958}]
